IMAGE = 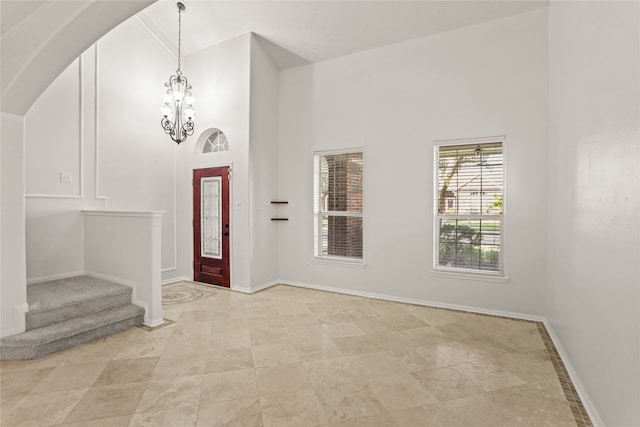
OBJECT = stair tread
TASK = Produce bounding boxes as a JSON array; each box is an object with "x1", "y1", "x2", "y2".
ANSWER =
[
  {"x1": 27, "y1": 276, "x2": 131, "y2": 314},
  {"x1": 1, "y1": 304, "x2": 144, "y2": 347}
]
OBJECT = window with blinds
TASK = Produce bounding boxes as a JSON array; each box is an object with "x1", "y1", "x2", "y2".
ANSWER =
[
  {"x1": 314, "y1": 150, "x2": 364, "y2": 262},
  {"x1": 434, "y1": 138, "x2": 504, "y2": 274}
]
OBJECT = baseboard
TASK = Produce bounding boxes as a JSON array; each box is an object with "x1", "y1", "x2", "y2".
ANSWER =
[
  {"x1": 543, "y1": 320, "x2": 604, "y2": 427},
  {"x1": 162, "y1": 276, "x2": 191, "y2": 286},
  {"x1": 232, "y1": 280, "x2": 279, "y2": 294},
  {"x1": 27, "y1": 271, "x2": 85, "y2": 285},
  {"x1": 144, "y1": 318, "x2": 165, "y2": 328},
  {"x1": 278, "y1": 279, "x2": 545, "y2": 323}
]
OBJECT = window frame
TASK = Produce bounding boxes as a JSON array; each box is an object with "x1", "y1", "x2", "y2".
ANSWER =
[
  {"x1": 313, "y1": 148, "x2": 365, "y2": 265},
  {"x1": 433, "y1": 136, "x2": 506, "y2": 277}
]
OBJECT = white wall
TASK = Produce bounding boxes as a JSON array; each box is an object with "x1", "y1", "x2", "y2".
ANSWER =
[
  {"x1": 23, "y1": 16, "x2": 179, "y2": 283},
  {"x1": 547, "y1": 2, "x2": 640, "y2": 426},
  {"x1": 249, "y1": 35, "x2": 280, "y2": 289},
  {"x1": 97, "y1": 16, "x2": 177, "y2": 278},
  {"x1": 26, "y1": 59, "x2": 81, "y2": 197},
  {"x1": 25, "y1": 57, "x2": 87, "y2": 281},
  {"x1": 0, "y1": 113, "x2": 28, "y2": 337},
  {"x1": 175, "y1": 34, "x2": 252, "y2": 289},
  {"x1": 277, "y1": 9, "x2": 549, "y2": 317},
  {"x1": 84, "y1": 211, "x2": 163, "y2": 327}
]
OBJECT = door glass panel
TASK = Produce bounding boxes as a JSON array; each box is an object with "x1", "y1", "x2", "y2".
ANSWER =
[{"x1": 201, "y1": 176, "x2": 222, "y2": 259}]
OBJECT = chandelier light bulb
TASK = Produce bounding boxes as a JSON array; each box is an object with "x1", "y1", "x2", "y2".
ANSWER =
[
  {"x1": 173, "y1": 91, "x2": 185, "y2": 102},
  {"x1": 184, "y1": 107, "x2": 196, "y2": 120},
  {"x1": 161, "y1": 104, "x2": 172, "y2": 118}
]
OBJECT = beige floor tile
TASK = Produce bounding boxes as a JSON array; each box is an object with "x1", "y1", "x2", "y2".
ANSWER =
[
  {"x1": 434, "y1": 321, "x2": 488, "y2": 340},
  {"x1": 439, "y1": 393, "x2": 522, "y2": 427},
  {"x1": 246, "y1": 317, "x2": 285, "y2": 331},
  {"x1": 401, "y1": 306, "x2": 478, "y2": 326},
  {"x1": 195, "y1": 397, "x2": 262, "y2": 427},
  {"x1": 31, "y1": 361, "x2": 108, "y2": 393},
  {"x1": 329, "y1": 412, "x2": 398, "y2": 427},
  {"x1": 294, "y1": 338, "x2": 344, "y2": 362},
  {"x1": 129, "y1": 406, "x2": 198, "y2": 427},
  {"x1": 367, "y1": 373, "x2": 439, "y2": 411},
  {"x1": 286, "y1": 324, "x2": 331, "y2": 343},
  {"x1": 412, "y1": 366, "x2": 483, "y2": 402},
  {"x1": 61, "y1": 415, "x2": 133, "y2": 426},
  {"x1": 209, "y1": 329, "x2": 252, "y2": 349},
  {"x1": 486, "y1": 382, "x2": 577, "y2": 426},
  {"x1": 136, "y1": 375, "x2": 203, "y2": 413},
  {"x1": 274, "y1": 302, "x2": 311, "y2": 315},
  {"x1": 315, "y1": 382, "x2": 386, "y2": 424},
  {"x1": 303, "y1": 356, "x2": 363, "y2": 388},
  {"x1": 170, "y1": 321, "x2": 213, "y2": 340},
  {"x1": 260, "y1": 389, "x2": 327, "y2": 427},
  {"x1": 58, "y1": 340, "x2": 126, "y2": 365},
  {"x1": 429, "y1": 340, "x2": 496, "y2": 365},
  {"x1": 349, "y1": 351, "x2": 412, "y2": 378},
  {"x1": 379, "y1": 314, "x2": 429, "y2": 330},
  {"x1": 321, "y1": 322, "x2": 366, "y2": 338},
  {"x1": 0, "y1": 393, "x2": 24, "y2": 415},
  {"x1": 112, "y1": 337, "x2": 168, "y2": 360},
  {"x1": 64, "y1": 383, "x2": 147, "y2": 423},
  {"x1": 461, "y1": 336, "x2": 517, "y2": 359},
  {"x1": 250, "y1": 328, "x2": 291, "y2": 347},
  {"x1": 279, "y1": 313, "x2": 323, "y2": 327},
  {"x1": 0, "y1": 367, "x2": 55, "y2": 396},
  {"x1": 452, "y1": 358, "x2": 527, "y2": 392},
  {"x1": 389, "y1": 403, "x2": 449, "y2": 427},
  {"x1": 201, "y1": 369, "x2": 258, "y2": 403},
  {"x1": 390, "y1": 326, "x2": 450, "y2": 347},
  {"x1": 153, "y1": 353, "x2": 207, "y2": 380},
  {"x1": 93, "y1": 357, "x2": 159, "y2": 386},
  {"x1": 252, "y1": 344, "x2": 300, "y2": 368},
  {"x1": 387, "y1": 345, "x2": 447, "y2": 372},
  {"x1": 179, "y1": 310, "x2": 228, "y2": 322},
  {"x1": 205, "y1": 348, "x2": 254, "y2": 373},
  {"x1": 494, "y1": 327, "x2": 548, "y2": 353},
  {"x1": 493, "y1": 350, "x2": 559, "y2": 384},
  {"x1": 161, "y1": 337, "x2": 213, "y2": 357},
  {"x1": 0, "y1": 352, "x2": 65, "y2": 372},
  {"x1": 1, "y1": 388, "x2": 88, "y2": 427},
  {"x1": 332, "y1": 334, "x2": 388, "y2": 356},
  {"x1": 354, "y1": 317, "x2": 402, "y2": 334},
  {"x1": 256, "y1": 363, "x2": 312, "y2": 395}
]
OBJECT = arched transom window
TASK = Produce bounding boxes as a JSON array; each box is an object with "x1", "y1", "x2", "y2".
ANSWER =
[{"x1": 202, "y1": 129, "x2": 229, "y2": 153}]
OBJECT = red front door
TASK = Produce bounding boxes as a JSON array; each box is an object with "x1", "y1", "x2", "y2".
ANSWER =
[{"x1": 193, "y1": 167, "x2": 230, "y2": 287}]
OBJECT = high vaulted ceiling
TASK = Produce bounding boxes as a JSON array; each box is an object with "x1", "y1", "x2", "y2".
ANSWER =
[
  {"x1": 138, "y1": 0, "x2": 549, "y2": 69},
  {"x1": 0, "y1": 0, "x2": 549, "y2": 114}
]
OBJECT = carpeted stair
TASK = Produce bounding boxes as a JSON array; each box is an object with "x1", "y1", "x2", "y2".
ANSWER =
[{"x1": 0, "y1": 276, "x2": 144, "y2": 360}]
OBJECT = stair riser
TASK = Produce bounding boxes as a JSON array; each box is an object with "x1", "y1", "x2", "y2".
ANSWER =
[
  {"x1": 1, "y1": 315, "x2": 144, "y2": 360},
  {"x1": 26, "y1": 292, "x2": 132, "y2": 330}
]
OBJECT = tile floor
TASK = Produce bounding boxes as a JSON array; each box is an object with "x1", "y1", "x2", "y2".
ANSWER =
[{"x1": 1, "y1": 282, "x2": 591, "y2": 427}]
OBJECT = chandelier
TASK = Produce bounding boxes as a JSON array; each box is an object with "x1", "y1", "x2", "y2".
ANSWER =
[{"x1": 161, "y1": 1, "x2": 195, "y2": 144}]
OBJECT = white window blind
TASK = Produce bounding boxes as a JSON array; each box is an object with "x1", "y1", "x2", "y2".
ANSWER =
[
  {"x1": 314, "y1": 151, "x2": 363, "y2": 262},
  {"x1": 434, "y1": 139, "x2": 504, "y2": 274}
]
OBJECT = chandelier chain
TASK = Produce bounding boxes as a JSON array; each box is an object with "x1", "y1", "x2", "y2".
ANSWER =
[{"x1": 177, "y1": 4, "x2": 182, "y2": 75}]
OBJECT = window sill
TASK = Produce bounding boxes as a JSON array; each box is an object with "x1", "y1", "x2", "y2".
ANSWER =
[
  {"x1": 312, "y1": 258, "x2": 367, "y2": 269},
  {"x1": 430, "y1": 269, "x2": 509, "y2": 283}
]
